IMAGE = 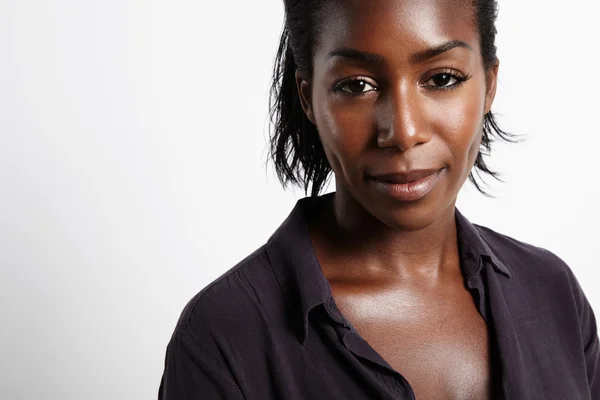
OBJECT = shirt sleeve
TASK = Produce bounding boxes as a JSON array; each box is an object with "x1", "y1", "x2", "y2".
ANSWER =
[
  {"x1": 569, "y1": 270, "x2": 600, "y2": 398},
  {"x1": 158, "y1": 327, "x2": 244, "y2": 400}
]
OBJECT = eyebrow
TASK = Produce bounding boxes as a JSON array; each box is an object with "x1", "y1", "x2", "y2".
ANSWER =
[{"x1": 327, "y1": 40, "x2": 473, "y2": 65}]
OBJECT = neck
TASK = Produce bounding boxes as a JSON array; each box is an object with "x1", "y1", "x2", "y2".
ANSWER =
[{"x1": 311, "y1": 187, "x2": 460, "y2": 284}]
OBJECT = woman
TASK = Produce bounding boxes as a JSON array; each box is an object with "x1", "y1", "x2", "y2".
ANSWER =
[{"x1": 159, "y1": 0, "x2": 599, "y2": 399}]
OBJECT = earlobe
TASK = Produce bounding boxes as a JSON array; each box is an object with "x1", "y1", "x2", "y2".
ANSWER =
[
  {"x1": 484, "y1": 58, "x2": 500, "y2": 115},
  {"x1": 295, "y1": 70, "x2": 316, "y2": 124}
]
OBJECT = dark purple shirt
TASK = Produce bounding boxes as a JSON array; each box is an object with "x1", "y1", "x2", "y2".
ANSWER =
[{"x1": 159, "y1": 192, "x2": 599, "y2": 399}]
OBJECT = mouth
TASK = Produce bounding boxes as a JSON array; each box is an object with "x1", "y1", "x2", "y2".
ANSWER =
[
  {"x1": 367, "y1": 168, "x2": 444, "y2": 202},
  {"x1": 370, "y1": 169, "x2": 442, "y2": 184}
]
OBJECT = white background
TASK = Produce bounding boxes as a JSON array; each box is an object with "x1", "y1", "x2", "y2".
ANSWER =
[{"x1": 1, "y1": 1, "x2": 599, "y2": 399}]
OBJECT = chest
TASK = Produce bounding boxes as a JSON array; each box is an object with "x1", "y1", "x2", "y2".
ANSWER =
[{"x1": 329, "y1": 280, "x2": 493, "y2": 400}]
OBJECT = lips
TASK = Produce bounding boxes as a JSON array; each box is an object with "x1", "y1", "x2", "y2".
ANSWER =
[
  {"x1": 369, "y1": 168, "x2": 442, "y2": 184},
  {"x1": 368, "y1": 168, "x2": 444, "y2": 202}
]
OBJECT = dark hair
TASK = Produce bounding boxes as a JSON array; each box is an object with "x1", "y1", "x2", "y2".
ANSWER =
[{"x1": 268, "y1": 0, "x2": 523, "y2": 197}]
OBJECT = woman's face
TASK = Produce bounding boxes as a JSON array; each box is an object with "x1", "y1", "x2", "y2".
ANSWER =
[{"x1": 296, "y1": 0, "x2": 499, "y2": 230}]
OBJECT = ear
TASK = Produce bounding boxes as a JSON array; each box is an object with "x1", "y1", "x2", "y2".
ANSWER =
[
  {"x1": 484, "y1": 57, "x2": 499, "y2": 115},
  {"x1": 295, "y1": 70, "x2": 316, "y2": 124}
]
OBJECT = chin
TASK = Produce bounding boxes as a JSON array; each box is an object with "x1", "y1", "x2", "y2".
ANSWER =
[
  {"x1": 379, "y1": 208, "x2": 442, "y2": 231},
  {"x1": 359, "y1": 180, "x2": 455, "y2": 231},
  {"x1": 373, "y1": 201, "x2": 447, "y2": 231}
]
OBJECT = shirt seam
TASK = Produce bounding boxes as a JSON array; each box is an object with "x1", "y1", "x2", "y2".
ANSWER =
[
  {"x1": 560, "y1": 257, "x2": 587, "y2": 344},
  {"x1": 178, "y1": 245, "x2": 268, "y2": 329},
  {"x1": 265, "y1": 240, "x2": 309, "y2": 344},
  {"x1": 264, "y1": 241, "x2": 291, "y2": 314},
  {"x1": 177, "y1": 326, "x2": 246, "y2": 397}
]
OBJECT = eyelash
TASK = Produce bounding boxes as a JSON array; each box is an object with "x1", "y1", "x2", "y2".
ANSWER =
[
  {"x1": 332, "y1": 70, "x2": 471, "y2": 97},
  {"x1": 425, "y1": 69, "x2": 471, "y2": 92}
]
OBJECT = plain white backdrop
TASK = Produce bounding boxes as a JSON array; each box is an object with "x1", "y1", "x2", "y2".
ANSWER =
[{"x1": 1, "y1": 1, "x2": 599, "y2": 399}]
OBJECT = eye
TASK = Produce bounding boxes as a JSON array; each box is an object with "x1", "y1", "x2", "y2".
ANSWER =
[
  {"x1": 424, "y1": 70, "x2": 470, "y2": 91},
  {"x1": 333, "y1": 78, "x2": 379, "y2": 96}
]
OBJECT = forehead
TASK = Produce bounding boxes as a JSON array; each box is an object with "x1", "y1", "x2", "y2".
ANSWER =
[{"x1": 315, "y1": 0, "x2": 478, "y2": 60}]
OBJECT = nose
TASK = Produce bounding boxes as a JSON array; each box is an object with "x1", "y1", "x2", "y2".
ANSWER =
[{"x1": 376, "y1": 83, "x2": 432, "y2": 151}]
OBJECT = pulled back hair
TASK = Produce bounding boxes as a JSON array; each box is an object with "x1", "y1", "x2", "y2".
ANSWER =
[{"x1": 268, "y1": 0, "x2": 521, "y2": 197}]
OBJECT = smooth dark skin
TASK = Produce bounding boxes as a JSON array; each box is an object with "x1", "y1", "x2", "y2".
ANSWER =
[{"x1": 296, "y1": 0, "x2": 499, "y2": 399}]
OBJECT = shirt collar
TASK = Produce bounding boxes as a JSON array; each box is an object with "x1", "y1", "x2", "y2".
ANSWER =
[
  {"x1": 265, "y1": 192, "x2": 512, "y2": 346},
  {"x1": 454, "y1": 207, "x2": 513, "y2": 279},
  {"x1": 266, "y1": 193, "x2": 333, "y2": 345}
]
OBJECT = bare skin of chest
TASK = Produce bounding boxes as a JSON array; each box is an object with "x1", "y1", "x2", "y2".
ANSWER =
[{"x1": 328, "y1": 278, "x2": 492, "y2": 400}]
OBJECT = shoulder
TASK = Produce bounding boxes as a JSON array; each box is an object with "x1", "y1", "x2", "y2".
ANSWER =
[
  {"x1": 472, "y1": 222, "x2": 591, "y2": 313},
  {"x1": 471, "y1": 222, "x2": 594, "y2": 322},
  {"x1": 473, "y1": 222, "x2": 599, "y2": 370},
  {"x1": 171, "y1": 244, "x2": 287, "y2": 347},
  {"x1": 473, "y1": 222, "x2": 575, "y2": 280}
]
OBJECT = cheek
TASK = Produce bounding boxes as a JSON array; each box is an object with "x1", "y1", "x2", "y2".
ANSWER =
[
  {"x1": 312, "y1": 89, "x2": 374, "y2": 174},
  {"x1": 427, "y1": 81, "x2": 486, "y2": 171}
]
